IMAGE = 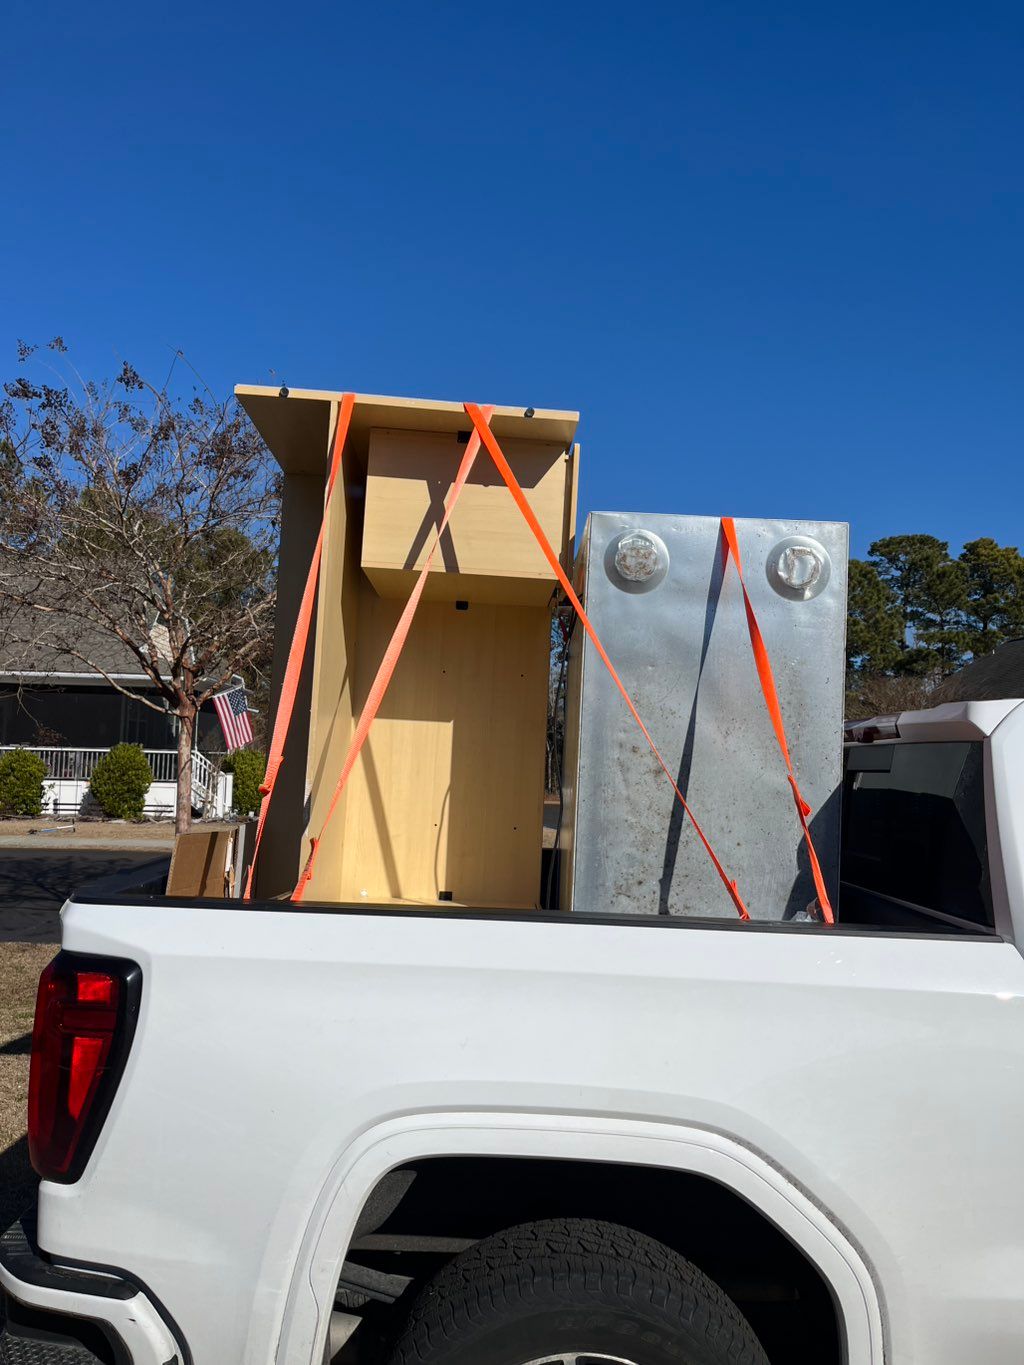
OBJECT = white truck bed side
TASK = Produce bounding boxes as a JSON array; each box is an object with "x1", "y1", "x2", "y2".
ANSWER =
[{"x1": 38, "y1": 900, "x2": 1024, "y2": 1365}]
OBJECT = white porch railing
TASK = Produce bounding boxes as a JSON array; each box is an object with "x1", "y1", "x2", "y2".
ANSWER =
[{"x1": 0, "y1": 746, "x2": 233, "y2": 820}]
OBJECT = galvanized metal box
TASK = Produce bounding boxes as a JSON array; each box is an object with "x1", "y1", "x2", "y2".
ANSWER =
[{"x1": 559, "y1": 513, "x2": 848, "y2": 919}]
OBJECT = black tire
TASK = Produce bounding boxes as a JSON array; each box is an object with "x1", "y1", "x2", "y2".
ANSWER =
[{"x1": 385, "y1": 1218, "x2": 770, "y2": 1365}]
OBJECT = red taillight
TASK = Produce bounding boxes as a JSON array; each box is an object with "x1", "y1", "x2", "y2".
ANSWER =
[{"x1": 28, "y1": 953, "x2": 140, "y2": 1183}]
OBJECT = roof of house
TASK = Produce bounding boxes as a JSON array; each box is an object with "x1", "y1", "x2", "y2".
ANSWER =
[
  {"x1": 0, "y1": 573, "x2": 169, "y2": 682},
  {"x1": 933, "y1": 640, "x2": 1024, "y2": 704}
]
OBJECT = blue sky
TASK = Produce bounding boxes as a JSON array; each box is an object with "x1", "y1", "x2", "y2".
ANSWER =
[{"x1": 3, "y1": 1, "x2": 1021, "y2": 558}]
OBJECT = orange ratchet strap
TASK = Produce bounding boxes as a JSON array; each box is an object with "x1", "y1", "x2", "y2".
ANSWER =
[
  {"x1": 291, "y1": 407, "x2": 496, "y2": 902},
  {"x1": 464, "y1": 403, "x2": 749, "y2": 921},
  {"x1": 719, "y1": 516, "x2": 835, "y2": 925},
  {"x1": 242, "y1": 392, "x2": 356, "y2": 901},
  {"x1": 248, "y1": 400, "x2": 792, "y2": 925}
]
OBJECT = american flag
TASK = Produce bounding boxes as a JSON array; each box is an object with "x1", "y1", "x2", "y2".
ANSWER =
[{"x1": 212, "y1": 685, "x2": 253, "y2": 750}]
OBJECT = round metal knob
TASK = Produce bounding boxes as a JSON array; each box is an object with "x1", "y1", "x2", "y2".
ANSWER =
[
  {"x1": 606, "y1": 529, "x2": 670, "y2": 593},
  {"x1": 766, "y1": 536, "x2": 831, "y2": 601},
  {"x1": 614, "y1": 532, "x2": 661, "y2": 582}
]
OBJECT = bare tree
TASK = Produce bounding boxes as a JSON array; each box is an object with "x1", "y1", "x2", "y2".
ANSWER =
[
  {"x1": 844, "y1": 670, "x2": 942, "y2": 723},
  {"x1": 0, "y1": 340, "x2": 279, "y2": 832}
]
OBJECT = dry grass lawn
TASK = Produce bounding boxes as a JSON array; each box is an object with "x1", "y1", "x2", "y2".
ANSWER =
[
  {"x1": 0, "y1": 817, "x2": 175, "y2": 844},
  {"x1": 1, "y1": 942, "x2": 56, "y2": 1228}
]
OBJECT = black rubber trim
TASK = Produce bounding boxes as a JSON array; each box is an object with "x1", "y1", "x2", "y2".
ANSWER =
[
  {"x1": 69, "y1": 879, "x2": 1004, "y2": 942},
  {"x1": 31, "y1": 1260, "x2": 191, "y2": 1365},
  {"x1": 3, "y1": 1209, "x2": 192, "y2": 1365},
  {"x1": 70, "y1": 854, "x2": 1003, "y2": 941},
  {"x1": 0, "y1": 1217, "x2": 131, "y2": 1302},
  {"x1": 0, "y1": 1293, "x2": 130, "y2": 1364}
]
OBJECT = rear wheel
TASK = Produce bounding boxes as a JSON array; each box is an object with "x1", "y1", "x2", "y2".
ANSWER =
[{"x1": 385, "y1": 1219, "x2": 769, "y2": 1365}]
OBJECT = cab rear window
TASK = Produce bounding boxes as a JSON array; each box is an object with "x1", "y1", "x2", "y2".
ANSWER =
[{"x1": 842, "y1": 741, "x2": 992, "y2": 929}]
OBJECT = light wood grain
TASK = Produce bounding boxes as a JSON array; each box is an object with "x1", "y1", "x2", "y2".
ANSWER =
[
  {"x1": 301, "y1": 401, "x2": 365, "y2": 902},
  {"x1": 361, "y1": 566, "x2": 556, "y2": 607},
  {"x1": 361, "y1": 429, "x2": 572, "y2": 604},
  {"x1": 319, "y1": 592, "x2": 550, "y2": 907},
  {"x1": 251, "y1": 469, "x2": 324, "y2": 897},
  {"x1": 245, "y1": 392, "x2": 578, "y2": 908},
  {"x1": 236, "y1": 387, "x2": 579, "y2": 474}
]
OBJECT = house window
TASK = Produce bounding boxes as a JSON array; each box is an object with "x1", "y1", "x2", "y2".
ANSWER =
[{"x1": 120, "y1": 694, "x2": 149, "y2": 746}]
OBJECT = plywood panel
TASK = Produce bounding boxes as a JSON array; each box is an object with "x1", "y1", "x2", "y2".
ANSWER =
[
  {"x1": 300, "y1": 401, "x2": 366, "y2": 902},
  {"x1": 236, "y1": 386, "x2": 579, "y2": 474},
  {"x1": 362, "y1": 566, "x2": 556, "y2": 608},
  {"x1": 440, "y1": 603, "x2": 551, "y2": 904},
  {"x1": 362, "y1": 429, "x2": 572, "y2": 598},
  {"x1": 252, "y1": 470, "x2": 323, "y2": 898},
  {"x1": 563, "y1": 443, "x2": 580, "y2": 574},
  {"x1": 245, "y1": 390, "x2": 575, "y2": 909},
  {"x1": 327, "y1": 591, "x2": 550, "y2": 907}
]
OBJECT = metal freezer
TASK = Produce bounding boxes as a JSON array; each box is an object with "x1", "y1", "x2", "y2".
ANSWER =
[{"x1": 559, "y1": 513, "x2": 848, "y2": 919}]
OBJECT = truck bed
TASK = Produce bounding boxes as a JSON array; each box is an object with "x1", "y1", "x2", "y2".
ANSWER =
[{"x1": 34, "y1": 883, "x2": 1024, "y2": 1365}]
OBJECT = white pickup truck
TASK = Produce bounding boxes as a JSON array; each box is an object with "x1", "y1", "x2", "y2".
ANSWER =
[{"x1": 3, "y1": 697, "x2": 1023, "y2": 1365}]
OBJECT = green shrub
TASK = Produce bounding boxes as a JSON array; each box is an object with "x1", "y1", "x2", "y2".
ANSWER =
[
  {"x1": 0, "y1": 749, "x2": 48, "y2": 817},
  {"x1": 222, "y1": 748, "x2": 266, "y2": 817},
  {"x1": 89, "y1": 744, "x2": 153, "y2": 820}
]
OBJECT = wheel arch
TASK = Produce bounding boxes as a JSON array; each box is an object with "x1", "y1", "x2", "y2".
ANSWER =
[{"x1": 275, "y1": 1112, "x2": 885, "y2": 1365}]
